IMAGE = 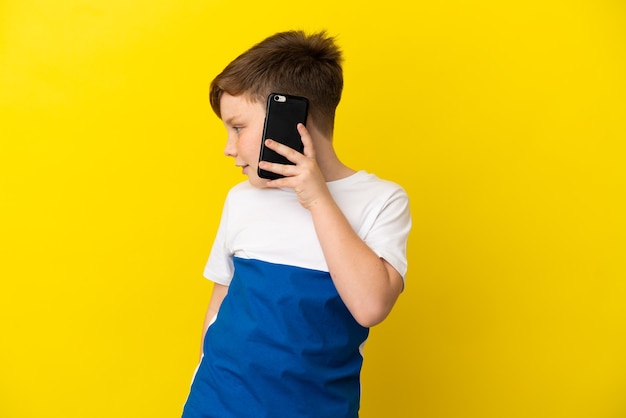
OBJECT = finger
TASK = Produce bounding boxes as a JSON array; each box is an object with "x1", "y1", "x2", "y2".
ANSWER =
[
  {"x1": 258, "y1": 160, "x2": 296, "y2": 178},
  {"x1": 264, "y1": 176, "x2": 290, "y2": 189},
  {"x1": 264, "y1": 139, "x2": 303, "y2": 163},
  {"x1": 297, "y1": 123, "x2": 316, "y2": 159}
]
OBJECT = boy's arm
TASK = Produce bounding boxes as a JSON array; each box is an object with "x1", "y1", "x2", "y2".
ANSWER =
[
  {"x1": 259, "y1": 125, "x2": 404, "y2": 328},
  {"x1": 308, "y1": 196, "x2": 404, "y2": 327},
  {"x1": 199, "y1": 283, "x2": 228, "y2": 359}
]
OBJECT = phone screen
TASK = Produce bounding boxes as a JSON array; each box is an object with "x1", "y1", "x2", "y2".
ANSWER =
[{"x1": 258, "y1": 93, "x2": 309, "y2": 180}]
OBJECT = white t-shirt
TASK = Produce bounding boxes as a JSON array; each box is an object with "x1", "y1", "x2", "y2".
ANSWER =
[{"x1": 204, "y1": 170, "x2": 411, "y2": 285}]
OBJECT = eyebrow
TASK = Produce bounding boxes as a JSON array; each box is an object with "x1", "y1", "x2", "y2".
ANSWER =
[{"x1": 222, "y1": 115, "x2": 241, "y2": 126}]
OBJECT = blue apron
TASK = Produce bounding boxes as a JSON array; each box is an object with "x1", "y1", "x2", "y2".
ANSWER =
[{"x1": 183, "y1": 257, "x2": 369, "y2": 418}]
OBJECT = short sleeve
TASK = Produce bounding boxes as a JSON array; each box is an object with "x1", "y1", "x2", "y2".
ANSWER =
[
  {"x1": 364, "y1": 187, "x2": 411, "y2": 279},
  {"x1": 203, "y1": 195, "x2": 235, "y2": 286}
]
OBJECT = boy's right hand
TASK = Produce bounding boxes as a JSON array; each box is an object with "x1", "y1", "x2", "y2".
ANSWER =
[{"x1": 258, "y1": 123, "x2": 333, "y2": 210}]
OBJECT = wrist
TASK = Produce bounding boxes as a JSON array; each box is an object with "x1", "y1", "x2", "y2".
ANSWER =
[{"x1": 307, "y1": 192, "x2": 338, "y2": 216}]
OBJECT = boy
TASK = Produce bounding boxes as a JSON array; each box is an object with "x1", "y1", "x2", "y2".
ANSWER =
[{"x1": 182, "y1": 30, "x2": 411, "y2": 418}]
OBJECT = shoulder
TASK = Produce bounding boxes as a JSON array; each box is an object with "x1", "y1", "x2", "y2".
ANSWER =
[
  {"x1": 329, "y1": 171, "x2": 411, "y2": 230},
  {"x1": 330, "y1": 171, "x2": 408, "y2": 201}
]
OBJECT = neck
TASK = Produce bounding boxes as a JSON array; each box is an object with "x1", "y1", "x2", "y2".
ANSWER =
[{"x1": 309, "y1": 125, "x2": 355, "y2": 182}]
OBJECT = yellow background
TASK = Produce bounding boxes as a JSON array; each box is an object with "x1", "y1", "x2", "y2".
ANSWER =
[{"x1": 1, "y1": 1, "x2": 625, "y2": 417}]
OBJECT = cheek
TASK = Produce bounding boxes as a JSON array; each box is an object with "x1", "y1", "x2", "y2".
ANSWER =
[{"x1": 241, "y1": 132, "x2": 262, "y2": 157}]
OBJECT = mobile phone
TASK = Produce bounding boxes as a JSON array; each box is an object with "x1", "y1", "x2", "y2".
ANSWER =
[{"x1": 258, "y1": 93, "x2": 309, "y2": 180}]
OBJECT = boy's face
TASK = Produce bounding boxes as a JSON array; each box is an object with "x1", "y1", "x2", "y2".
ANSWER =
[{"x1": 220, "y1": 93, "x2": 267, "y2": 188}]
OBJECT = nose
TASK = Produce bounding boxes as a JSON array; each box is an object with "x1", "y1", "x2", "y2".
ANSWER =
[{"x1": 223, "y1": 135, "x2": 237, "y2": 157}]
